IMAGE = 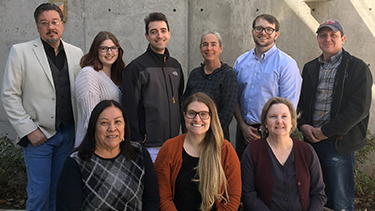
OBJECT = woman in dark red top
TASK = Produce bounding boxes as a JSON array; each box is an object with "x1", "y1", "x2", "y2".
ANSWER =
[{"x1": 241, "y1": 97, "x2": 326, "y2": 211}]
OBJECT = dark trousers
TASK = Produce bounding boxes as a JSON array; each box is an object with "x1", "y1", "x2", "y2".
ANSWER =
[{"x1": 235, "y1": 123, "x2": 260, "y2": 160}]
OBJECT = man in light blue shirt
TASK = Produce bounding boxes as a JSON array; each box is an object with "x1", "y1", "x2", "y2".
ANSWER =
[{"x1": 234, "y1": 14, "x2": 302, "y2": 159}]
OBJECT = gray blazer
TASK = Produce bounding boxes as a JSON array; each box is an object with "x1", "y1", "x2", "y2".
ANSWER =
[{"x1": 1, "y1": 38, "x2": 83, "y2": 142}]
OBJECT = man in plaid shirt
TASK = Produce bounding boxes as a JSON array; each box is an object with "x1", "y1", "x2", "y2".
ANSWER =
[{"x1": 297, "y1": 20, "x2": 372, "y2": 211}]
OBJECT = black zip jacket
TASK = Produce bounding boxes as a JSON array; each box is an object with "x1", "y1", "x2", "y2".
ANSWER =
[
  {"x1": 122, "y1": 45, "x2": 184, "y2": 147},
  {"x1": 297, "y1": 49, "x2": 372, "y2": 154}
]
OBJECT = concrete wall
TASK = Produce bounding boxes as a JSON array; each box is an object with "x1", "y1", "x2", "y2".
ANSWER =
[
  {"x1": 187, "y1": 0, "x2": 375, "y2": 143},
  {"x1": 0, "y1": 0, "x2": 188, "y2": 140},
  {"x1": 1, "y1": 0, "x2": 374, "y2": 145}
]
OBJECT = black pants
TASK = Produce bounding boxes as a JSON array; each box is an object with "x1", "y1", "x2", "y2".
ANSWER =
[{"x1": 235, "y1": 123, "x2": 261, "y2": 160}]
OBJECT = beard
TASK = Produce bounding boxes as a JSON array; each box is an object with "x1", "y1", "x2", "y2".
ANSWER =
[
  {"x1": 253, "y1": 36, "x2": 275, "y2": 48},
  {"x1": 46, "y1": 31, "x2": 59, "y2": 43},
  {"x1": 47, "y1": 38, "x2": 59, "y2": 43}
]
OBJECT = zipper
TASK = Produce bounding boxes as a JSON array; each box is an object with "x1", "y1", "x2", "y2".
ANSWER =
[
  {"x1": 333, "y1": 57, "x2": 350, "y2": 146},
  {"x1": 169, "y1": 75, "x2": 175, "y2": 103},
  {"x1": 334, "y1": 57, "x2": 351, "y2": 118},
  {"x1": 161, "y1": 55, "x2": 174, "y2": 138}
]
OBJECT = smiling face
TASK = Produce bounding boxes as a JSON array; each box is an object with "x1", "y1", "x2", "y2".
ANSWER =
[
  {"x1": 200, "y1": 33, "x2": 223, "y2": 63},
  {"x1": 317, "y1": 27, "x2": 346, "y2": 61},
  {"x1": 252, "y1": 18, "x2": 279, "y2": 49},
  {"x1": 145, "y1": 21, "x2": 171, "y2": 54},
  {"x1": 184, "y1": 101, "x2": 211, "y2": 136},
  {"x1": 94, "y1": 106, "x2": 125, "y2": 152},
  {"x1": 264, "y1": 103, "x2": 293, "y2": 138},
  {"x1": 36, "y1": 10, "x2": 64, "y2": 47},
  {"x1": 98, "y1": 39, "x2": 119, "y2": 69}
]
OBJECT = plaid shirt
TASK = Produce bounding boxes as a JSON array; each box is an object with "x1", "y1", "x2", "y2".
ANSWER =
[{"x1": 312, "y1": 49, "x2": 343, "y2": 127}]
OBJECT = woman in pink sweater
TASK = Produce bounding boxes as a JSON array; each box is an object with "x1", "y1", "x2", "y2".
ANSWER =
[{"x1": 74, "y1": 31, "x2": 125, "y2": 148}]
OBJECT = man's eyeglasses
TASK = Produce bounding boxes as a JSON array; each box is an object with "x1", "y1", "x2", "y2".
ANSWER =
[
  {"x1": 253, "y1": 26, "x2": 276, "y2": 35},
  {"x1": 185, "y1": 111, "x2": 211, "y2": 120},
  {"x1": 99, "y1": 46, "x2": 119, "y2": 53},
  {"x1": 38, "y1": 20, "x2": 61, "y2": 27}
]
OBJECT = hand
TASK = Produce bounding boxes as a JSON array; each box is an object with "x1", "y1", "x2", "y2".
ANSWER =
[
  {"x1": 27, "y1": 128, "x2": 47, "y2": 146},
  {"x1": 300, "y1": 124, "x2": 321, "y2": 143},
  {"x1": 312, "y1": 127, "x2": 328, "y2": 141},
  {"x1": 241, "y1": 124, "x2": 261, "y2": 144}
]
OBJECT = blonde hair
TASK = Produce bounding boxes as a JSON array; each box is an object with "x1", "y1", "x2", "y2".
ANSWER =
[
  {"x1": 182, "y1": 92, "x2": 228, "y2": 211},
  {"x1": 260, "y1": 97, "x2": 298, "y2": 138}
]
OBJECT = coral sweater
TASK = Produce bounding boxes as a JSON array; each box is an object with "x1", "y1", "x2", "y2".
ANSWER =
[{"x1": 154, "y1": 134, "x2": 241, "y2": 211}]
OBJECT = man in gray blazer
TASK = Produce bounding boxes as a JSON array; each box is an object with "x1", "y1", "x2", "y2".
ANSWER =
[{"x1": 1, "y1": 3, "x2": 83, "y2": 210}]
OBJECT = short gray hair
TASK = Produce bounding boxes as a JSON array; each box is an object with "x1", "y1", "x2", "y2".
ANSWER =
[{"x1": 200, "y1": 31, "x2": 223, "y2": 48}]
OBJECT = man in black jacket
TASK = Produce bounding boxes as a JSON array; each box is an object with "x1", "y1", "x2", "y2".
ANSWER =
[
  {"x1": 122, "y1": 12, "x2": 184, "y2": 162},
  {"x1": 297, "y1": 20, "x2": 372, "y2": 211}
]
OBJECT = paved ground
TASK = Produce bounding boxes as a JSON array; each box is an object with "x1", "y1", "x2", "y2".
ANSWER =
[
  {"x1": 0, "y1": 207, "x2": 334, "y2": 211},
  {"x1": 0, "y1": 209, "x2": 24, "y2": 211}
]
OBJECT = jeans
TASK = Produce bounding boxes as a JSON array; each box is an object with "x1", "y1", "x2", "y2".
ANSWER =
[
  {"x1": 23, "y1": 124, "x2": 74, "y2": 211},
  {"x1": 311, "y1": 138, "x2": 355, "y2": 211}
]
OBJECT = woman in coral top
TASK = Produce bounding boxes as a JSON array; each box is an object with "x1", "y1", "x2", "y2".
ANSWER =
[{"x1": 154, "y1": 92, "x2": 241, "y2": 211}]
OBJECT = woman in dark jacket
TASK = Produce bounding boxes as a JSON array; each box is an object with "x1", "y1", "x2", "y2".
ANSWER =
[
  {"x1": 241, "y1": 97, "x2": 326, "y2": 211},
  {"x1": 56, "y1": 100, "x2": 159, "y2": 211},
  {"x1": 182, "y1": 31, "x2": 238, "y2": 141}
]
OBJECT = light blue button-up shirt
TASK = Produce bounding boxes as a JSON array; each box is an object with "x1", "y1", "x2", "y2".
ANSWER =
[{"x1": 234, "y1": 44, "x2": 302, "y2": 125}]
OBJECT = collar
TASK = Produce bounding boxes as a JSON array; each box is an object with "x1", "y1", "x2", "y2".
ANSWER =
[
  {"x1": 147, "y1": 44, "x2": 170, "y2": 63},
  {"x1": 318, "y1": 49, "x2": 343, "y2": 65},
  {"x1": 147, "y1": 44, "x2": 170, "y2": 56},
  {"x1": 41, "y1": 38, "x2": 64, "y2": 53},
  {"x1": 252, "y1": 44, "x2": 277, "y2": 61},
  {"x1": 200, "y1": 62, "x2": 226, "y2": 76}
]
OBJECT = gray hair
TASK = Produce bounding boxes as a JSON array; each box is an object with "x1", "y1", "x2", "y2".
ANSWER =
[{"x1": 200, "y1": 31, "x2": 223, "y2": 48}]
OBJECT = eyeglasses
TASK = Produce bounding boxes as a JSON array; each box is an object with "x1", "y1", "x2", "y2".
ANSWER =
[
  {"x1": 185, "y1": 110, "x2": 211, "y2": 120},
  {"x1": 253, "y1": 26, "x2": 276, "y2": 35},
  {"x1": 38, "y1": 20, "x2": 61, "y2": 27},
  {"x1": 99, "y1": 46, "x2": 119, "y2": 53}
]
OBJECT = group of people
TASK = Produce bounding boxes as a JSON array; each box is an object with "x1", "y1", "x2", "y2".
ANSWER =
[{"x1": 0, "y1": 2, "x2": 372, "y2": 211}]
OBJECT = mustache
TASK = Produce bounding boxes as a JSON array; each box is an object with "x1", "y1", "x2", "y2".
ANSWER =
[{"x1": 46, "y1": 31, "x2": 58, "y2": 35}]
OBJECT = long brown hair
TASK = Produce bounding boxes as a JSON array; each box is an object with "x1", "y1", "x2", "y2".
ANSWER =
[
  {"x1": 80, "y1": 31, "x2": 125, "y2": 86},
  {"x1": 182, "y1": 92, "x2": 228, "y2": 211}
]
